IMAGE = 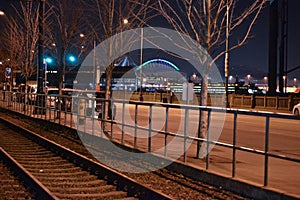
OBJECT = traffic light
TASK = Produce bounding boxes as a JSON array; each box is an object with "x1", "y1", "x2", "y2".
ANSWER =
[
  {"x1": 67, "y1": 55, "x2": 76, "y2": 63},
  {"x1": 45, "y1": 57, "x2": 53, "y2": 64}
]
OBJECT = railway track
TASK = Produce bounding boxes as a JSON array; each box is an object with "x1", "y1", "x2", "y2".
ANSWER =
[
  {"x1": 0, "y1": 110, "x2": 250, "y2": 199},
  {"x1": 0, "y1": 120, "x2": 171, "y2": 200},
  {"x1": 0, "y1": 159, "x2": 33, "y2": 199}
]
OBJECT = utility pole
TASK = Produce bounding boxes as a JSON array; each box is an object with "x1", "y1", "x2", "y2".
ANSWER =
[
  {"x1": 278, "y1": 0, "x2": 288, "y2": 94},
  {"x1": 34, "y1": 0, "x2": 46, "y2": 114},
  {"x1": 268, "y1": 0, "x2": 279, "y2": 95},
  {"x1": 37, "y1": 0, "x2": 45, "y2": 94}
]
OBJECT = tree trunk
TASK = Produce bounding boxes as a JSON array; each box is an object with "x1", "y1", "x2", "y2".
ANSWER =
[{"x1": 197, "y1": 72, "x2": 209, "y2": 158}]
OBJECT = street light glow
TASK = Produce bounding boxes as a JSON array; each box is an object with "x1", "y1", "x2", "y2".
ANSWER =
[
  {"x1": 123, "y1": 18, "x2": 128, "y2": 24},
  {"x1": 45, "y1": 57, "x2": 53, "y2": 64},
  {"x1": 68, "y1": 55, "x2": 76, "y2": 63},
  {"x1": 0, "y1": 10, "x2": 5, "y2": 16}
]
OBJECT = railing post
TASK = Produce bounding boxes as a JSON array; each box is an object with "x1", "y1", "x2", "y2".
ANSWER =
[
  {"x1": 134, "y1": 103, "x2": 138, "y2": 148},
  {"x1": 121, "y1": 101, "x2": 125, "y2": 144},
  {"x1": 206, "y1": 110, "x2": 211, "y2": 170},
  {"x1": 83, "y1": 97, "x2": 87, "y2": 134},
  {"x1": 232, "y1": 111, "x2": 237, "y2": 177},
  {"x1": 264, "y1": 116, "x2": 270, "y2": 187},
  {"x1": 164, "y1": 106, "x2": 169, "y2": 157},
  {"x1": 148, "y1": 105, "x2": 153, "y2": 152},
  {"x1": 183, "y1": 107, "x2": 190, "y2": 162},
  {"x1": 110, "y1": 100, "x2": 114, "y2": 137},
  {"x1": 91, "y1": 98, "x2": 95, "y2": 136}
]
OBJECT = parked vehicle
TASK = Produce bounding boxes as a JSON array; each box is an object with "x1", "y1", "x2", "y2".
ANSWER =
[
  {"x1": 293, "y1": 103, "x2": 300, "y2": 116},
  {"x1": 16, "y1": 83, "x2": 37, "y2": 104},
  {"x1": 46, "y1": 87, "x2": 59, "y2": 107}
]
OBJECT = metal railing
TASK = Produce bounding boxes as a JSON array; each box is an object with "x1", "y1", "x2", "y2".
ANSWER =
[{"x1": 0, "y1": 90, "x2": 299, "y2": 191}]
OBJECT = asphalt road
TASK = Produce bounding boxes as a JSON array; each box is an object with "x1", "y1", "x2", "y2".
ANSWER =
[{"x1": 112, "y1": 103, "x2": 300, "y2": 197}]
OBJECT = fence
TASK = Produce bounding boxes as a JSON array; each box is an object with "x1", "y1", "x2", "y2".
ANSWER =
[
  {"x1": 0, "y1": 90, "x2": 299, "y2": 196},
  {"x1": 230, "y1": 94, "x2": 300, "y2": 110},
  {"x1": 112, "y1": 91, "x2": 300, "y2": 110}
]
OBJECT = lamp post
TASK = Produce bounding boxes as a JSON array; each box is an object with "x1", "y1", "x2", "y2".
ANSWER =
[
  {"x1": 192, "y1": 73, "x2": 196, "y2": 81},
  {"x1": 80, "y1": 33, "x2": 97, "y2": 88},
  {"x1": 283, "y1": 75, "x2": 286, "y2": 93},
  {"x1": 229, "y1": 75, "x2": 233, "y2": 83},
  {"x1": 121, "y1": 18, "x2": 128, "y2": 52},
  {"x1": 37, "y1": 0, "x2": 45, "y2": 94},
  {"x1": 247, "y1": 74, "x2": 251, "y2": 84},
  {"x1": 139, "y1": 28, "x2": 144, "y2": 101},
  {"x1": 121, "y1": 19, "x2": 128, "y2": 96},
  {"x1": 264, "y1": 76, "x2": 268, "y2": 90},
  {"x1": 294, "y1": 78, "x2": 297, "y2": 87}
]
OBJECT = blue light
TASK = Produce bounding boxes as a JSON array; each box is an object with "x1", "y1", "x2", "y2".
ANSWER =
[
  {"x1": 68, "y1": 55, "x2": 76, "y2": 63},
  {"x1": 45, "y1": 57, "x2": 53, "y2": 64}
]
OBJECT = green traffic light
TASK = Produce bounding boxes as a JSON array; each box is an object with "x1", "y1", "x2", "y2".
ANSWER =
[
  {"x1": 68, "y1": 55, "x2": 76, "y2": 63},
  {"x1": 45, "y1": 57, "x2": 53, "y2": 64}
]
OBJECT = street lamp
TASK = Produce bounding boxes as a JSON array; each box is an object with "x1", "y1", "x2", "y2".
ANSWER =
[
  {"x1": 283, "y1": 75, "x2": 286, "y2": 93},
  {"x1": 123, "y1": 18, "x2": 128, "y2": 25},
  {"x1": 121, "y1": 18, "x2": 129, "y2": 55},
  {"x1": 247, "y1": 74, "x2": 251, "y2": 84},
  {"x1": 0, "y1": 10, "x2": 5, "y2": 16},
  {"x1": 229, "y1": 75, "x2": 233, "y2": 83},
  {"x1": 192, "y1": 73, "x2": 196, "y2": 80},
  {"x1": 80, "y1": 33, "x2": 98, "y2": 87},
  {"x1": 294, "y1": 78, "x2": 297, "y2": 87},
  {"x1": 121, "y1": 19, "x2": 128, "y2": 96},
  {"x1": 264, "y1": 76, "x2": 268, "y2": 90}
]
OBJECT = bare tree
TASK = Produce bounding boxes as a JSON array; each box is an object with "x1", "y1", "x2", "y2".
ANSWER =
[
  {"x1": 82, "y1": 0, "x2": 155, "y2": 120},
  {"x1": 1, "y1": 1, "x2": 42, "y2": 96},
  {"x1": 158, "y1": 0, "x2": 266, "y2": 158},
  {"x1": 46, "y1": 0, "x2": 90, "y2": 118},
  {"x1": 47, "y1": 0, "x2": 88, "y2": 90}
]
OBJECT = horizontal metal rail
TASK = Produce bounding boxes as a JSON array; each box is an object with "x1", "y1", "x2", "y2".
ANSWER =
[{"x1": 0, "y1": 90, "x2": 299, "y2": 189}]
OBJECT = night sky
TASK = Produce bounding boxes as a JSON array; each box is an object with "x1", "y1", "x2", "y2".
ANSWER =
[
  {"x1": 1, "y1": 0, "x2": 300, "y2": 83},
  {"x1": 229, "y1": 0, "x2": 300, "y2": 82}
]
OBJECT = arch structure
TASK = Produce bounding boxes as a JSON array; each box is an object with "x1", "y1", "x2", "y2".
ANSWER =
[
  {"x1": 135, "y1": 59, "x2": 184, "y2": 84},
  {"x1": 136, "y1": 58, "x2": 180, "y2": 71}
]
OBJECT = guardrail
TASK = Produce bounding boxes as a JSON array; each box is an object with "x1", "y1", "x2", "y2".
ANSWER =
[
  {"x1": 0, "y1": 90, "x2": 299, "y2": 195},
  {"x1": 230, "y1": 94, "x2": 300, "y2": 110}
]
